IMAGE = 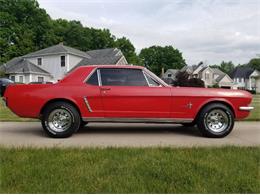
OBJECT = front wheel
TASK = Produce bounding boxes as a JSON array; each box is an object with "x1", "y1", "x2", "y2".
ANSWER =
[
  {"x1": 41, "y1": 102, "x2": 81, "y2": 138},
  {"x1": 196, "y1": 103, "x2": 234, "y2": 138}
]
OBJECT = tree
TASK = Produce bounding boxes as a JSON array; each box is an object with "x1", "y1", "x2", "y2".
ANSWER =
[
  {"x1": 188, "y1": 78, "x2": 205, "y2": 88},
  {"x1": 248, "y1": 58, "x2": 260, "y2": 71},
  {"x1": 139, "y1": 46, "x2": 186, "y2": 76},
  {"x1": 0, "y1": 0, "x2": 58, "y2": 63},
  {"x1": 115, "y1": 37, "x2": 139, "y2": 64},
  {"x1": 0, "y1": 0, "x2": 139, "y2": 65},
  {"x1": 220, "y1": 61, "x2": 235, "y2": 75},
  {"x1": 173, "y1": 71, "x2": 189, "y2": 87},
  {"x1": 174, "y1": 71, "x2": 205, "y2": 88}
]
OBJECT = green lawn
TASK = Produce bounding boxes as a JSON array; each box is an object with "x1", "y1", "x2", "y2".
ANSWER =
[
  {"x1": 0, "y1": 147, "x2": 259, "y2": 193},
  {"x1": 0, "y1": 95, "x2": 259, "y2": 121},
  {"x1": 247, "y1": 95, "x2": 260, "y2": 121},
  {"x1": 0, "y1": 100, "x2": 37, "y2": 122}
]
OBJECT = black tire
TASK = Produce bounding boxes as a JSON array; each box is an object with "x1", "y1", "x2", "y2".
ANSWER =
[
  {"x1": 196, "y1": 103, "x2": 234, "y2": 138},
  {"x1": 41, "y1": 101, "x2": 81, "y2": 138},
  {"x1": 80, "y1": 121, "x2": 88, "y2": 128}
]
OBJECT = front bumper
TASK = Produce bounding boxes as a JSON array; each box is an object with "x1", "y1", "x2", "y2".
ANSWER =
[{"x1": 239, "y1": 106, "x2": 254, "y2": 111}]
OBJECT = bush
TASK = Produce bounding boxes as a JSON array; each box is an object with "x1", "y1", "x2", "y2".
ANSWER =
[{"x1": 173, "y1": 71, "x2": 205, "y2": 87}]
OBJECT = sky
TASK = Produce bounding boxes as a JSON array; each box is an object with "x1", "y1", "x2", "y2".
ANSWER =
[{"x1": 37, "y1": 0, "x2": 260, "y2": 65}]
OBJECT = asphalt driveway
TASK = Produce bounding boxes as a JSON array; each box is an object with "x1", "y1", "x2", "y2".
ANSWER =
[{"x1": 0, "y1": 121, "x2": 259, "y2": 147}]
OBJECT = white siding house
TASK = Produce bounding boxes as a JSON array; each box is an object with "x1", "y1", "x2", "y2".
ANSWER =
[
  {"x1": 1, "y1": 43, "x2": 127, "y2": 83},
  {"x1": 163, "y1": 64, "x2": 234, "y2": 88},
  {"x1": 231, "y1": 67, "x2": 260, "y2": 93}
]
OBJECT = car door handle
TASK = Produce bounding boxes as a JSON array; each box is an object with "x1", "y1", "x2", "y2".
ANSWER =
[{"x1": 100, "y1": 87, "x2": 111, "y2": 91}]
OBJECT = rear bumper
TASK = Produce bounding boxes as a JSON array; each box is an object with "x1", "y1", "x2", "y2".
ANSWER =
[
  {"x1": 239, "y1": 106, "x2": 254, "y2": 111},
  {"x1": 2, "y1": 97, "x2": 7, "y2": 107}
]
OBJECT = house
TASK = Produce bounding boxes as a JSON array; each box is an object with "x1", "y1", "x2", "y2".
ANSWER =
[
  {"x1": 1, "y1": 43, "x2": 127, "y2": 83},
  {"x1": 231, "y1": 66, "x2": 260, "y2": 93},
  {"x1": 163, "y1": 63, "x2": 234, "y2": 88},
  {"x1": 162, "y1": 69, "x2": 179, "y2": 80}
]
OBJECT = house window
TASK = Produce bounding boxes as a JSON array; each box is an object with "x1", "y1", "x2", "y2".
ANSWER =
[
  {"x1": 37, "y1": 58, "x2": 42, "y2": 66},
  {"x1": 61, "y1": 56, "x2": 65, "y2": 67},
  {"x1": 10, "y1": 76, "x2": 15, "y2": 82},
  {"x1": 38, "y1": 77, "x2": 44, "y2": 83},
  {"x1": 167, "y1": 74, "x2": 172, "y2": 77},
  {"x1": 205, "y1": 73, "x2": 210, "y2": 80},
  {"x1": 19, "y1": 76, "x2": 24, "y2": 83}
]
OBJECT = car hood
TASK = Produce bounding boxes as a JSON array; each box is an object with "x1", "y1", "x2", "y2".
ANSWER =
[{"x1": 170, "y1": 86, "x2": 253, "y2": 99}]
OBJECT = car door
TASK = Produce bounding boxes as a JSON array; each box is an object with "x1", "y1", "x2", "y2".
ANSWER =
[
  {"x1": 99, "y1": 68, "x2": 172, "y2": 118},
  {"x1": 83, "y1": 69, "x2": 104, "y2": 117}
]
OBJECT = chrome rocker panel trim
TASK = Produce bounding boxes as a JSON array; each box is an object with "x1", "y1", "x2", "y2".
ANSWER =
[
  {"x1": 82, "y1": 117, "x2": 193, "y2": 123},
  {"x1": 239, "y1": 106, "x2": 254, "y2": 111}
]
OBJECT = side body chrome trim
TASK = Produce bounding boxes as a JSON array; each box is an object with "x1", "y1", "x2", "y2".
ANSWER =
[
  {"x1": 83, "y1": 97, "x2": 93, "y2": 112},
  {"x1": 82, "y1": 117, "x2": 193, "y2": 123},
  {"x1": 239, "y1": 106, "x2": 254, "y2": 111}
]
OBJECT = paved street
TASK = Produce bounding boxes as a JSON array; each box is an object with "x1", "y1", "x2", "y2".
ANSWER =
[{"x1": 0, "y1": 122, "x2": 259, "y2": 147}]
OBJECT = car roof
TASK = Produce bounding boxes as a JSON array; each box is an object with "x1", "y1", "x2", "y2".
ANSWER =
[{"x1": 77, "y1": 65, "x2": 144, "y2": 70}]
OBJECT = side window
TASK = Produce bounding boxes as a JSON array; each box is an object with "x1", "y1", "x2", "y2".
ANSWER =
[
  {"x1": 10, "y1": 76, "x2": 15, "y2": 82},
  {"x1": 86, "y1": 70, "x2": 98, "y2": 86},
  {"x1": 19, "y1": 76, "x2": 24, "y2": 83},
  {"x1": 144, "y1": 72, "x2": 160, "y2": 86},
  {"x1": 61, "y1": 56, "x2": 65, "y2": 67},
  {"x1": 100, "y1": 68, "x2": 148, "y2": 86},
  {"x1": 37, "y1": 58, "x2": 42, "y2": 66},
  {"x1": 38, "y1": 77, "x2": 44, "y2": 82}
]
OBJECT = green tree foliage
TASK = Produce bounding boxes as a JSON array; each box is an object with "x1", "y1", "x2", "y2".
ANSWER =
[
  {"x1": 115, "y1": 37, "x2": 139, "y2": 64},
  {"x1": 248, "y1": 58, "x2": 260, "y2": 71},
  {"x1": 220, "y1": 61, "x2": 235, "y2": 75},
  {"x1": 210, "y1": 61, "x2": 235, "y2": 75},
  {"x1": 139, "y1": 46, "x2": 186, "y2": 76},
  {"x1": 0, "y1": 0, "x2": 58, "y2": 63},
  {"x1": 0, "y1": 0, "x2": 139, "y2": 64}
]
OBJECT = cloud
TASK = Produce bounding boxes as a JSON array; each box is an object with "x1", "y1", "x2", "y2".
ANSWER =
[{"x1": 38, "y1": 0, "x2": 260, "y2": 65}]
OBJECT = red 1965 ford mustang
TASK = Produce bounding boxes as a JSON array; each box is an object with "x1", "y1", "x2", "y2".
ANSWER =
[{"x1": 3, "y1": 65, "x2": 254, "y2": 138}]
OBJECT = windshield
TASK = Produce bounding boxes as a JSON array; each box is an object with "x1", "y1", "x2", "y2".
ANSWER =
[{"x1": 144, "y1": 68, "x2": 169, "y2": 87}]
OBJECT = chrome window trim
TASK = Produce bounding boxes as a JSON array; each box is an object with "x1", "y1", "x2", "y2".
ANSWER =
[
  {"x1": 99, "y1": 67, "x2": 148, "y2": 87},
  {"x1": 143, "y1": 68, "x2": 169, "y2": 87},
  {"x1": 97, "y1": 69, "x2": 102, "y2": 86},
  {"x1": 143, "y1": 70, "x2": 161, "y2": 87},
  {"x1": 142, "y1": 70, "x2": 150, "y2": 86},
  {"x1": 82, "y1": 117, "x2": 193, "y2": 123},
  {"x1": 83, "y1": 97, "x2": 93, "y2": 112}
]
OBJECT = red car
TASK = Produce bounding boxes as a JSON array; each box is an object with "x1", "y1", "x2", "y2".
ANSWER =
[{"x1": 3, "y1": 65, "x2": 254, "y2": 138}]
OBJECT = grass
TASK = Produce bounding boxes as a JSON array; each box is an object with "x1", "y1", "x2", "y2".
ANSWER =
[
  {"x1": 0, "y1": 99, "x2": 37, "y2": 122},
  {"x1": 0, "y1": 146, "x2": 259, "y2": 193},
  {"x1": 246, "y1": 95, "x2": 260, "y2": 121},
  {"x1": 1, "y1": 95, "x2": 260, "y2": 122}
]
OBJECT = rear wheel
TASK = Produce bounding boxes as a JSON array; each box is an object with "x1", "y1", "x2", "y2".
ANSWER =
[
  {"x1": 196, "y1": 103, "x2": 234, "y2": 138},
  {"x1": 41, "y1": 102, "x2": 81, "y2": 138}
]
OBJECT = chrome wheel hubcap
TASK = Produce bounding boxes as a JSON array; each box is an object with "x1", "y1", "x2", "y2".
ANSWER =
[
  {"x1": 48, "y1": 109, "x2": 72, "y2": 132},
  {"x1": 205, "y1": 109, "x2": 229, "y2": 133}
]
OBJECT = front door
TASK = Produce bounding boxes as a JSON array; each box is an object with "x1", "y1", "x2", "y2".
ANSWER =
[{"x1": 99, "y1": 68, "x2": 171, "y2": 118}]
